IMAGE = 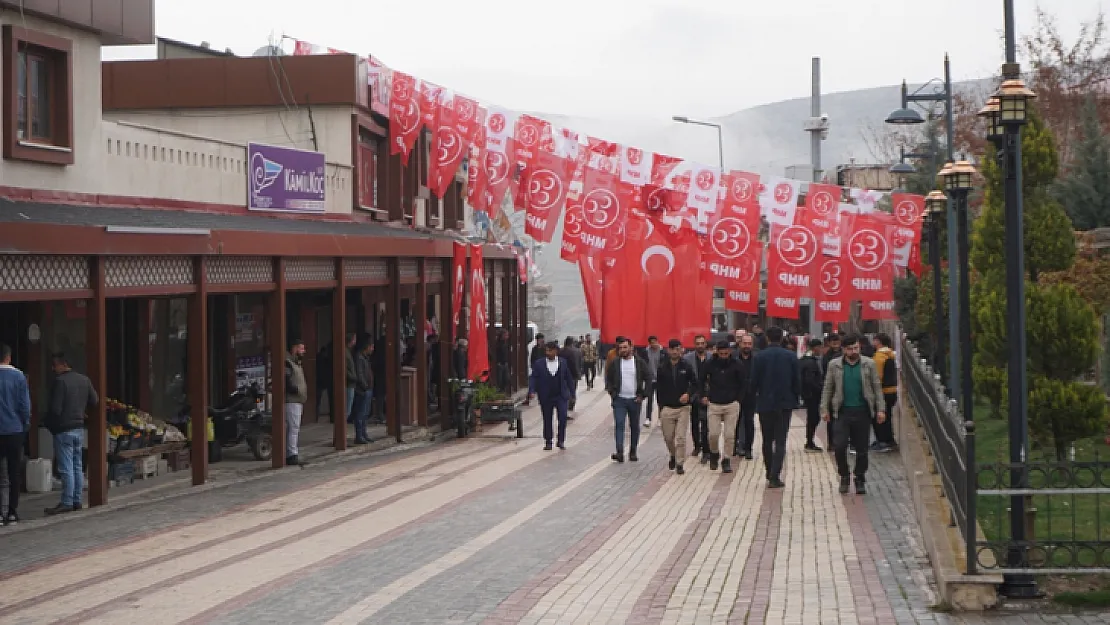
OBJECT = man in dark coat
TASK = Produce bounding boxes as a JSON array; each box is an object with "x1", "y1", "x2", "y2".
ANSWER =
[
  {"x1": 528, "y1": 341, "x2": 576, "y2": 450},
  {"x1": 701, "y1": 340, "x2": 746, "y2": 474},
  {"x1": 682, "y1": 335, "x2": 712, "y2": 464},
  {"x1": 799, "y1": 338, "x2": 826, "y2": 452},
  {"x1": 750, "y1": 326, "x2": 800, "y2": 489},
  {"x1": 560, "y1": 337, "x2": 583, "y2": 413},
  {"x1": 655, "y1": 339, "x2": 698, "y2": 475},
  {"x1": 733, "y1": 334, "x2": 758, "y2": 459},
  {"x1": 529, "y1": 333, "x2": 547, "y2": 369}
]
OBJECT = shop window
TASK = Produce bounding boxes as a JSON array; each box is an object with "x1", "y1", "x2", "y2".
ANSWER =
[
  {"x1": 358, "y1": 132, "x2": 382, "y2": 211},
  {"x1": 149, "y1": 299, "x2": 189, "y2": 423},
  {"x1": 3, "y1": 25, "x2": 73, "y2": 165}
]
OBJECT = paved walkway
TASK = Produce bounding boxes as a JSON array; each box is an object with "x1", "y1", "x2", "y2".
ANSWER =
[{"x1": 1, "y1": 388, "x2": 1107, "y2": 625}]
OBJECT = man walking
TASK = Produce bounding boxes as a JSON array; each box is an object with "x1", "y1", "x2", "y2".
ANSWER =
[
  {"x1": 351, "y1": 336, "x2": 374, "y2": 445},
  {"x1": 656, "y1": 339, "x2": 697, "y2": 475},
  {"x1": 641, "y1": 336, "x2": 664, "y2": 427},
  {"x1": 821, "y1": 334, "x2": 886, "y2": 494},
  {"x1": 701, "y1": 340, "x2": 746, "y2": 473},
  {"x1": 800, "y1": 338, "x2": 826, "y2": 452},
  {"x1": 560, "y1": 337, "x2": 583, "y2": 413},
  {"x1": 683, "y1": 335, "x2": 712, "y2": 464},
  {"x1": 44, "y1": 352, "x2": 97, "y2": 516},
  {"x1": 285, "y1": 338, "x2": 308, "y2": 466},
  {"x1": 870, "y1": 333, "x2": 899, "y2": 452},
  {"x1": 750, "y1": 327, "x2": 800, "y2": 488},
  {"x1": 821, "y1": 332, "x2": 843, "y2": 452},
  {"x1": 0, "y1": 344, "x2": 30, "y2": 525},
  {"x1": 604, "y1": 337, "x2": 650, "y2": 463},
  {"x1": 528, "y1": 341, "x2": 575, "y2": 450},
  {"x1": 733, "y1": 334, "x2": 758, "y2": 459},
  {"x1": 581, "y1": 335, "x2": 599, "y2": 390},
  {"x1": 529, "y1": 333, "x2": 546, "y2": 369}
]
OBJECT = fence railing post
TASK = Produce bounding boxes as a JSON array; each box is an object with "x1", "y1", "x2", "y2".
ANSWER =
[{"x1": 965, "y1": 419, "x2": 977, "y2": 575}]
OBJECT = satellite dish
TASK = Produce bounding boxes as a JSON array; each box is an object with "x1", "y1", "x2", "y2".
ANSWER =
[{"x1": 251, "y1": 45, "x2": 285, "y2": 57}]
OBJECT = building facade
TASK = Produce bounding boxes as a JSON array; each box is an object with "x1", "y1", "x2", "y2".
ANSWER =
[{"x1": 0, "y1": 1, "x2": 528, "y2": 507}]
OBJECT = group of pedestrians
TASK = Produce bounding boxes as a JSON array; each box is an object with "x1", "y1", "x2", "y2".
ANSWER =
[{"x1": 603, "y1": 328, "x2": 897, "y2": 494}]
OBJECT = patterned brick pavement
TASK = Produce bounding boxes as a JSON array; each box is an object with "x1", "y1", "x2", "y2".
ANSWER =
[{"x1": 2, "y1": 397, "x2": 1110, "y2": 625}]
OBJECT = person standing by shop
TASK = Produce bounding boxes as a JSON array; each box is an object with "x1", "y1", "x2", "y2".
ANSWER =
[
  {"x1": 343, "y1": 333, "x2": 358, "y2": 424},
  {"x1": 733, "y1": 334, "x2": 758, "y2": 459},
  {"x1": 0, "y1": 343, "x2": 30, "y2": 525},
  {"x1": 750, "y1": 327, "x2": 800, "y2": 489},
  {"x1": 529, "y1": 333, "x2": 546, "y2": 369},
  {"x1": 528, "y1": 341, "x2": 575, "y2": 451},
  {"x1": 641, "y1": 336, "x2": 664, "y2": 428},
  {"x1": 285, "y1": 339, "x2": 308, "y2": 466},
  {"x1": 604, "y1": 337, "x2": 650, "y2": 463},
  {"x1": 701, "y1": 340, "x2": 746, "y2": 473},
  {"x1": 44, "y1": 352, "x2": 96, "y2": 516},
  {"x1": 581, "y1": 335, "x2": 599, "y2": 390},
  {"x1": 800, "y1": 338, "x2": 826, "y2": 452},
  {"x1": 656, "y1": 339, "x2": 697, "y2": 475},
  {"x1": 351, "y1": 336, "x2": 374, "y2": 445},
  {"x1": 683, "y1": 335, "x2": 712, "y2": 464},
  {"x1": 821, "y1": 334, "x2": 886, "y2": 494}
]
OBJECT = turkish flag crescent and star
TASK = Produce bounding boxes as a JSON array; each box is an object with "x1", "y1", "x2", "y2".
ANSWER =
[
  {"x1": 388, "y1": 71, "x2": 422, "y2": 159},
  {"x1": 467, "y1": 244, "x2": 491, "y2": 380},
  {"x1": 451, "y1": 241, "x2": 467, "y2": 340}
]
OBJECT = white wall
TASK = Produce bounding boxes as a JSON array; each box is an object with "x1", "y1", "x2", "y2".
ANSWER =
[{"x1": 0, "y1": 13, "x2": 106, "y2": 194}]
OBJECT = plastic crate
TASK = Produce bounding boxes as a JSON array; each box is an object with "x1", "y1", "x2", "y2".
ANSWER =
[
  {"x1": 109, "y1": 461, "x2": 135, "y2": 485},
  {"x1": 166, "y1": 449, "x2": 190, "y2": 472}
]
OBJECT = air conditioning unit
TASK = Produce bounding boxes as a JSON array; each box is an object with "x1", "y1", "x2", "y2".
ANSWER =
[{"x1": 413, "y1": 198, "x2": 427, "y2": 228}]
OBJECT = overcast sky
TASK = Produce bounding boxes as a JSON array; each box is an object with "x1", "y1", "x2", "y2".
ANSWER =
[{"x1": 107, "y1": 0, "x2": 1106, "y2": 121}]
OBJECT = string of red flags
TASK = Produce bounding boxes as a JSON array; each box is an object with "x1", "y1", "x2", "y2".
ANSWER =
[{"x1": 291, "y1": 38, "x2": 924, "y2": 341}]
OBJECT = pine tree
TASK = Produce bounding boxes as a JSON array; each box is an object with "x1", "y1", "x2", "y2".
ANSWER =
[
  {"x1": 971, "y1": 106, "x2": 1107, "y2": 460},
  {"x1": 1055, "y1": 94, "x2": 1110, "y2": 230}
]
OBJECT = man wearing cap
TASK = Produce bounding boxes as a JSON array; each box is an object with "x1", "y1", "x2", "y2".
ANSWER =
[
  {"x1": 655, "y1": 339, "x2": 698, "y2": 475},
  {"x1": 700, "y1": 339, "x2": 746, "y2": 473}
]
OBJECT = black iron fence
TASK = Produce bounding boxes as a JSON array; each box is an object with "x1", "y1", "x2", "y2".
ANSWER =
[
  {"x1": 901, "y1": 335, "x2": 1110, "y2": 576},
  {"x1": 899, "y1": 337, "x2": 977, "y2": 573}
]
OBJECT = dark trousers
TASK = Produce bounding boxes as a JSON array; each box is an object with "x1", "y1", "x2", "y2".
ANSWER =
[
  {"x1": 759, "y1": 409, "x2": 791, "y2": 481},
  {"x1": 804, "y1": 399, "x2": 821, "y2": 444},
  {"x1": 568, "y1": 381, "x2": 578, "y2": 411},
  {"x1": 0, "y1": 433, "x2": 23, "y2": 514},
  {"x1": 612, "y1": 396, "x2": 642, "y2": 453},
  {"x1": 689, "y1": 403, "x2": 709, "y2": 453},
  {"x1": 834, "y1": 406, "x2": 872, "y2": 479},
  {"x1": 584, "y1": 363, "x2": 596, "y2": 388},
  {"x1": 734, "y1": 402, "x2": 756, "y2": 455},
  {"x1": 644, "y1": 384, "x2": 656, "y2": 422},
  {"x1": 873, "y1": 393, "x2": 897, "y2": 444},
  {"x1": 541, "y1": 399, "x2": 568, "y2": 446}
]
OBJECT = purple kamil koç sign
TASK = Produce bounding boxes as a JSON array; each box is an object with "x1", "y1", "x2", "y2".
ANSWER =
[{"x1": 247, "y1": 143, "x2": 327, "y2": 213}]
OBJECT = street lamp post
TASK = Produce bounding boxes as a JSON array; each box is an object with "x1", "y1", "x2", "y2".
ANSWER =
[
  {"x1": 886, "y1": 56, "x2": 959, "y2": 397},
  {"x1": 939, "y1": 161, "x2": 976, "y2": 441},
  {"x1": 672, "y1": 116, "x2": 725, "y2": 171},
  {"x1": 925, "y1": 190, "x2": 947, "y2": 382}
]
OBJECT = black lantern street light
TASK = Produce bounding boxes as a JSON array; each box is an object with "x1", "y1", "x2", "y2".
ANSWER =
[
  {"x1": 938, "y1": 160, "x2": 976, "y2": 445},
  {"x1": 995, "y1": 72, "x2": 1039, "y2": 598},
  {"x1": 924, "y1": 189, "x2": 947, "y2": 382},
  {"x1": 886, "y1": 57, "x2": 960, "y2": 399},
  {"x1": 978, "y1": 96, "x2": 1005, "y2": 150}
]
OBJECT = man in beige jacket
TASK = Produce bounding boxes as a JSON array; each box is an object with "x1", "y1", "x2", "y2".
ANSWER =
[{"x1": 820, "y1": 334, "x2": 885, "y2": 495}]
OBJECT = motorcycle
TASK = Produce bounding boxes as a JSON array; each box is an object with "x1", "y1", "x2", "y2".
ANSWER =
[
  {"x1": 181, "y1": 383, "x2": 273, "y2": 461},
  {"x1": 449, "y1": 378, "x2": 477, "y2": 438}
]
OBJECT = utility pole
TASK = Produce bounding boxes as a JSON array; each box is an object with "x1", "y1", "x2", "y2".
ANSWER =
[{"x1": 803, "y1": 57, "x2": 830, "y2": 338}]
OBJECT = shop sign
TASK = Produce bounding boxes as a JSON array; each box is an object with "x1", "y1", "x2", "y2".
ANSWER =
[{"x1": 247, "y1": 143, "x2": 327, "y2": 213}]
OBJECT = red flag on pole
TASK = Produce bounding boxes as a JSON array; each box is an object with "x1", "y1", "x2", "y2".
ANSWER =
[
  {"x1": 388, "y1": 71, "x2": 422, "y2": 159},
  {"x1": 451, "y1": 241, "x2": 467, "y2": 340},
  {"x1": 467, "y1": 244, "x2": 490, "y2": 380}
]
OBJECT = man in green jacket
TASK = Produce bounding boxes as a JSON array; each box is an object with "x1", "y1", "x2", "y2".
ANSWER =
[{"x1": 820, "y1": 334, "x2": 885, "y2": 495}]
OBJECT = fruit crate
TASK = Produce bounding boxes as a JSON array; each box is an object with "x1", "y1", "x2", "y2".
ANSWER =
[{"x1": 166, "y1": 449, "x2": 190, "y2": 472}]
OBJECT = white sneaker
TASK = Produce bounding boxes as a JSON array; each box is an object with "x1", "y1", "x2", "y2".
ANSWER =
[{"x1": 643, "y1": 418, "x2": 652, "y2": 427}]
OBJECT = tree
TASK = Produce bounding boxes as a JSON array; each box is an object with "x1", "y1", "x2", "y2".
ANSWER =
[
  {"x1": 970, "y1": 111, "x2": 1074, "y2": 285},
  {"x1": 1054, "y1": 94, "x2": 1110, "y2": 230},
  {"x1": 971, "y1": 104, "x2": 1107, "y2": 460}
]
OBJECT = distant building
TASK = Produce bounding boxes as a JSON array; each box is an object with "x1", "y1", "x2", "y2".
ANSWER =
[{"x1": 834, "y1": 163, "x2": 898, "y2": 191}]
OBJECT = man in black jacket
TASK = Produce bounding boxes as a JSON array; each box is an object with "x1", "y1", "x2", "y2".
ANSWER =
[
  {"x1": 45, "y1": 353, "x2": 98, "y2": 515},
  {"x1": 604, "y1": 337, "x2": 650, "y2": 463},
  {"x1": 800, "y1": 338, "x2": 826, "y2": 452},
  {"x1": 656, "y1": 339, "x2": 698, "y2": 475},
  {"x1": 751, "y1": 327, "x2": 800, "y2": 488},
  {"x1": 529, "y1": 333, "x2": 546, "y2": 370},
  {"x1": 701, "y1": 340, "x2": 746, "y2": 473},
  {"x1": 733, "y1": 334, "x2": 758, "y2": 459},
  {"x1": 683, "y1": 335, "x2": 712, "y2": 464}
]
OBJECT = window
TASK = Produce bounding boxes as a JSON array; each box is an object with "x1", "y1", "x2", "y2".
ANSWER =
[
  {"x1": 3, "y1": 25, "x2": 73, "y2": 165},
  {"x1": 358, "y1": 132, "x2": 382, "y2": 210}
]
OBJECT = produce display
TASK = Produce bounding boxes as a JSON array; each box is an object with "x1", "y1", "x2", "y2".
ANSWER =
[{"x1": 105, "y1": 398, "x2": 186, "y2": 456}]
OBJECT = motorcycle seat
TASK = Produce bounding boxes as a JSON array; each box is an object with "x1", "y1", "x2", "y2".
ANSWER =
[{"x1": 208, "y1": 405, "x2": 239, "y2": 418}]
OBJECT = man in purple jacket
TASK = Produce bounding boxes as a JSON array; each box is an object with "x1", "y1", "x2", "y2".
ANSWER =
[{"x1": 528, "y1": 341, "x2": 575, "y2": 451}]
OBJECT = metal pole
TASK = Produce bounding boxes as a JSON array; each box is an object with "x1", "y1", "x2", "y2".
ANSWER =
[
  {"x1": 956, "y1": 192, "x2": 973, "y2": 437},
  {"x1": 716, "y1": 126, "x2": 724, "y2": 172},
  {"x1": 944, "y1": 55, "x2": 961, "y2": 401},
  {"x1": 811, "y1": 57, "x2": 822, "y2": 182},
  {"x1": 930, "y1": 217, "x2": 945, "y2": 382},
  {"x1": 1000, "y1": 0, "x2": 1036, "y2": 596}
]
